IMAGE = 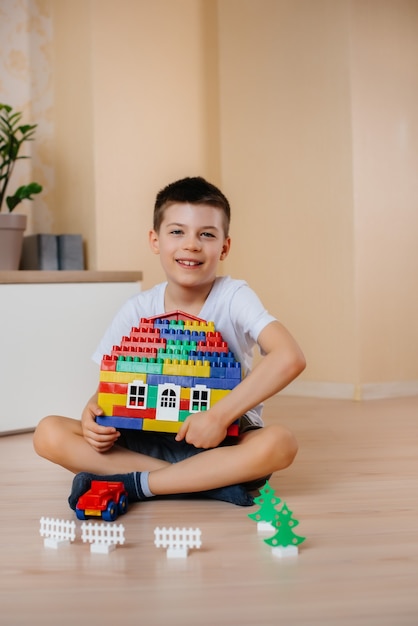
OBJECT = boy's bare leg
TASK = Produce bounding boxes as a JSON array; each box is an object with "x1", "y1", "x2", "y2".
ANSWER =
[
  {"x1": 33, "y1": 415, "x2": 170, "y2": 474},
  {"x1": 34, "y1": 416, "x2": 297, "y2": 495},
  {"x1": 147, "y1": 425, "x2": 297, "y2": 495}
]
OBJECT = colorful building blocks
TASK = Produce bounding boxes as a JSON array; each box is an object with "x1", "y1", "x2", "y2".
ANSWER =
[
  {"x1": 96, "y1": 311, "x2": 242, "y2": 436},
  {"x1": 75, "y1": 480, "x2": 128, "y2": 522}
]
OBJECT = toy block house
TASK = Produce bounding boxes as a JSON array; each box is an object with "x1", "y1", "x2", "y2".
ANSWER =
[{"x1": 96, "y1": 311, "x2": 241, "y2": 436}]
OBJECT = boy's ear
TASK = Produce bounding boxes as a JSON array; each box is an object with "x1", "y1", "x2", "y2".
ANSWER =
[
  {"x1": 220, "y1": 236, "x2": 231, "y2": 261},
  {"x1": 149, "y1": 230, "x2": 160, "y2": 254}
]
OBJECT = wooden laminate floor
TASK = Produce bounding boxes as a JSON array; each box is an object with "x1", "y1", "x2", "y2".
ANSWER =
[{"x1": 1, "y1": 395, "x2": 418, "y2": 626}]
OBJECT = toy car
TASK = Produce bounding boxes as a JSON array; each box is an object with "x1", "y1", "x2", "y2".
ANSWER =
[{"x1": 75, "y1": 480, "x2": 128, "y2": 522}]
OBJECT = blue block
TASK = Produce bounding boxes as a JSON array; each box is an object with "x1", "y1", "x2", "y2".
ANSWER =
[
  {"x1": 184, "y1": 351, "x2": 237, "y2": 367},
  {"x1": 153, "y1": 319, "x2": 170, "y2": 329},
  {"x1": 147, "y1": 373, "x2": 194, "y2": 388},
  {"x1": 220, "y1": 352, "x2": 237, "y2": 363},
  {"x1": 96, "y1": 416, "x2": 144, "y2": 430},
  {"x1": 208, "y1": 362, "x2": 241, "y2": 378},
  {"x1": 210, "y1": 364, "x2": 229, "y2": 378},
  {"x1": 192, "y1": 377, "x2": 239, "y2": 390},
  {"x1": 226, "y1": 363, "x2": 242, "y2": 379},
  {"x1": 160, "y1": 329, "x2": 182, "y2": 341}
]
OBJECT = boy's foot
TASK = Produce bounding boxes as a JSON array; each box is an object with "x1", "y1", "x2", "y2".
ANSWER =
[
  {"x1": 68, "y1": 471, "x2": 149, "y2": 510},
  {"x1": 68, "y1": 471, "x2": 254, "y2": 510},
  {"x1": 68, "y1": 472, "x2": 93, "y2": 510}
]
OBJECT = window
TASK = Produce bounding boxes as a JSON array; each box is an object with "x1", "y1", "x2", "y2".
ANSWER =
[
  {"x1": 127, "y1": 381, "x2": 148, "y2": 408},
  {"x1": 156, "y1": 383, "x2": 180, "y2": 421},
  {"x1": 160, "y1": 387, "x2": 177, "y2": 408},
  {"x1": 190, "y1": 385, "x2": 211, "y2": 412}
]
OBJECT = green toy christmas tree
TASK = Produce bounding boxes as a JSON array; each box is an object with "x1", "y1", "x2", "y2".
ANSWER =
[
  {"x1": 248, "y1": 480, "x2": 282, "y2": 530},
  {"x1": 264, "y1": 502, "x2": 306, "y2": 551}
]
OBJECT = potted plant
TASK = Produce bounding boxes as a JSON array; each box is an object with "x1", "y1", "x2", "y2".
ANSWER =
[{"x1": 0, "y1": 103, "x2": 42, "y2": 270}]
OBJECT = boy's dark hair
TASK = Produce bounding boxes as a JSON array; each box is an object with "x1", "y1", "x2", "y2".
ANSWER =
[{"x1": 153, "y1": 176, "x2": 231, "y2": 235}]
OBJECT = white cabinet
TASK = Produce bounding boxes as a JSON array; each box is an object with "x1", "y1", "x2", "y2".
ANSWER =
[{"x1": 0, "y1": 272, "x2": 142, "y2": 433}]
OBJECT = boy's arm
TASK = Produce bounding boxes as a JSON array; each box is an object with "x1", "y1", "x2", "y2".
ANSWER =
[{"x1": 176, "y1": 320, "x2": 306, "y2": 448}]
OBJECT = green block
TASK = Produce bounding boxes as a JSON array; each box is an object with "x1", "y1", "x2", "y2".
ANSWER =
[
  {"x1": 169, "y1": 320, "x2": 184, "y2": 328},
  {"x1": 116, "y1": 359, "x2": 163, "y2": 374},
  {"x1": 116, "y1": 360, "x2": 145, "y2": 373},
  {"x1": 147, "y1": 386, "x2": 158, "y2": 405},
  {"x1": 179, "y1": 410, "x2": 191, "y2": 422}
]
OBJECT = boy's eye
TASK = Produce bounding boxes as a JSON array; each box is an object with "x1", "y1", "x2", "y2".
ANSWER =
[
  {"x1": 201, "y1": 232, "x2": 215, "y2": 238},
  {"x1": 169, "y1": 229, "x2": 184, "y2": 235}
]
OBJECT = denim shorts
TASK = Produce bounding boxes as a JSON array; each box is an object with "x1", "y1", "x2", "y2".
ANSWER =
[{"x1": 115, "y1": 415, "x2": 270, "y2": 490}]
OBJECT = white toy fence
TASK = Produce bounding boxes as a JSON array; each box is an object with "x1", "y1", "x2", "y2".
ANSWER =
[
  {"x1": 154, "y1": 526, "x2": 202, "y2": 558},
  {"x1": 39, "y1": 517, "x2": 76, "y2": 549},
  {"x1": 81, "y1": 521, "x2": 125, "y2": 553}
]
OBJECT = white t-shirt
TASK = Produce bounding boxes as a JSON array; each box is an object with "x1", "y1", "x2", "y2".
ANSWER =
[{"x1": 92, "y1": 276, "x2": 277, "y2": 426}]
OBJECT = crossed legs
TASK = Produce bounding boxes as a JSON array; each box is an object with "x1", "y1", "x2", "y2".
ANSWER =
[{"x1": 33, "y1": 414, "x2": 298, "y2": 496}]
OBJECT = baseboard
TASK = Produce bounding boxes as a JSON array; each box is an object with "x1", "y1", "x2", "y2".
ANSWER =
[
  {"x1": 281, "y1": 380, "x2": 418, "y2": 401},
  {"x1": 359, "y1": 381, "x2": 418, "y2": 400},
  {"x1": 0, "y1": 427, "x2": 35, "y2": 437}
]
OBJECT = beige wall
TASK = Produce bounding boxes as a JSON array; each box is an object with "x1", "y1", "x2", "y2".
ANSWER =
[
  {"x1": 217, "y1": 0, "x2": 418, "y2": 397},
  {"x1": 218, "y1": 0, "x2": 357, "y2": 389},
  {"x1": 0, "y1": 0, "x2": 54, "y2": 232},
  {"x1": 1, "y1": 0, "x2": 417, "y2": 398},
  {"x1": 51, "y1": 0, "x2": 221, "y2": 287},
  {"x1": 350, "y1": 0, "x2": 418, "y2": 390}
]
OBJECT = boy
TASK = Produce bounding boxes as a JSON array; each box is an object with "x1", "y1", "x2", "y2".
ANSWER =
[{"x1": 33, "y1": 176, "x2": 306, "y2": 508}]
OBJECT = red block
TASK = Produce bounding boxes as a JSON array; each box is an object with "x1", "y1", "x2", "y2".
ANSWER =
[
  {"x1": 180, "y1": 398, "x2": 190, "y2": 411},
  {"x1": 100, "y1": 355, "x2": 117, "y2": 371},
  {"x1": 226, "y1": 423, "x2": 239, "y2": 436},
  {"x1": 99, "y1": 382, "x2": 128, "y2": 394},
  {"x1": 112, "y1": 405, "x2": 156, "y2": 419}
]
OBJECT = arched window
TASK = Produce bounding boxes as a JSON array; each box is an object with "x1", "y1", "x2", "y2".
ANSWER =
[{"x1": 160, "y1": 387, "x2": 177, "y2": 408}]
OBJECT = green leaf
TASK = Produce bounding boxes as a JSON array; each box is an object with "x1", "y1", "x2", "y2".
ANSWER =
[
  {"x1": 18, "y1": 124, "x2": 37, "y2": 135},
  {"x1": 6, "y1": 182, "x2": 42, "y2": 211},
  {"x1": 0, "y1": 104, "x2": 40, "y2": 212}
]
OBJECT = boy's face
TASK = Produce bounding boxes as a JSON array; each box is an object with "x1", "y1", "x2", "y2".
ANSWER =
[{"x1": 149, "y1": 203, "x2": 231, "y2": 290}]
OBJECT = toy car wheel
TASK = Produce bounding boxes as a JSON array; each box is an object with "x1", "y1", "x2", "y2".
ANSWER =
[
  {"x1": 102, "y1": 500, "x2": 118, "y2": 522},
  {"x1": 75, "y1": 508, "x2": 86, "y2": 520},
  {"x1": 118, "y1": 494, "x2": 128, "y2": 516}
]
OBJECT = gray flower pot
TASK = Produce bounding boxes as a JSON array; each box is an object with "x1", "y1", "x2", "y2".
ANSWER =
[{"x1": 0, "y1": 213, "x2": 27, "y2": 270}]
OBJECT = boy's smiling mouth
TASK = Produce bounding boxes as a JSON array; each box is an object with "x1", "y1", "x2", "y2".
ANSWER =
[{"x1": 176, "y1": 259, "x2": 203, "y2": 267}]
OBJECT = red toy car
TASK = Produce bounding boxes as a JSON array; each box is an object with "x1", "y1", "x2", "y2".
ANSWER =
[{"x1": 75, "y1": 480, "x2": 128, "y2": 522}]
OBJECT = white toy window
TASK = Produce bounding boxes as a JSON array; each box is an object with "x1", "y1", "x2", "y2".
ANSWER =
[
  {"x1": 127, "y1": 381, "x2": 148, "y2": 408},
  {"x1": 190, "y1": 385, "x2": 211, "y2": 412}
]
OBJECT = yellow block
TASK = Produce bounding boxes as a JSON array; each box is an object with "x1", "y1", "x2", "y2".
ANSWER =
[
  {"x1": 162, "y1": 361, "x2": 210, "y2": 377},
  {"x1": 193, "y1": 362, "x2": 211, "y2": 377},
  {"x1": 162, "y1": 361, "x2": 193, "y2": 377},
  {"x1": 184, "y1": 320, "x2": 215, "y2": 333},
  {"x1": 142, "y1": 419, "x2": 181, "y2": 433},
  {"x1": 99, "y1": 371, "x2": 147, "y2": 384},
  {"x1": 209, "y1": 388, "x2": 231, "y2": 406},
  {"x1": 98, "y1": 392, "x2": 126, "y2": 415},
  {"x1": 180, "y1": 387, "x2": 190, "y2": 400}
]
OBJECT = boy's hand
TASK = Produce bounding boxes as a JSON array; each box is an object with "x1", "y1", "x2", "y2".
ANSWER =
[
  {"x1": 175, "y1": 411, "x2": 227, "y2": 449},
  {"x1": 81, "y1": 398, "x2": 120, "y2": 453}
]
